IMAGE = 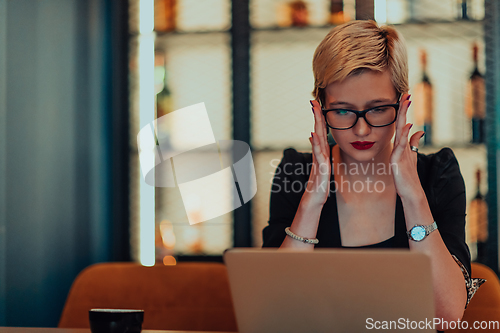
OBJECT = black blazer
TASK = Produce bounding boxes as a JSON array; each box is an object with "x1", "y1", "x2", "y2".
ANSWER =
[{"x1": 262, "y1": 145, "x2": 472, "y2": 277}]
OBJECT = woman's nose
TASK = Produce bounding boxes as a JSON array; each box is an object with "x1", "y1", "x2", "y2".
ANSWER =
[{"x1": 352, "y1": 117, "x2": 371, "y2": 136}]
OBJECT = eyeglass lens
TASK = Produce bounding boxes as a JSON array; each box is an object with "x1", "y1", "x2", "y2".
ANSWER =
[{"x1": 325, "y1": 106, "x2": 397, "y2": 129}]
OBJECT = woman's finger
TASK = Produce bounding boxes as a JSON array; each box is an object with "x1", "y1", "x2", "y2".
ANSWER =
[
  {"x1": 391, "y1": 123, "x2": 411, "y2": 163},
  {"x1": 314, "y1": 103, "x2": 329, "y2": 156},
  {"x1": 311, "y1": 132, "x2": 322, "y2": 160},
  {"x1": 394, "y1": 94, "x2": 411, "y2": 147},
  {"x1": 311, "y1": 100, "x2": 329, "y2": 155},
  {"x1": 409, "y1": 130, "x2": 425, "y2": 150},
  {"x1": 311, "y1": 132, "x2": 327, "y2": 165},
  {"x1": 398, "y1": 123, "x2": 413, "y2": 148},
  {"x1": 309, "y1": 135, "x2": 317, "y2": 165}
]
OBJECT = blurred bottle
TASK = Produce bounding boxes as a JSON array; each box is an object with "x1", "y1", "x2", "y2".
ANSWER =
[
  {"x1": 465, "y1": 42, "x2": 485, "y2": 144},
  {"x1": 184, "y1": 223, "x2": 204, "y2": 254},
  {"x1": 277, "y1": 2, "x2": 292, "y2": 27},
  {"x1": 155, "y1": 0, "x2": 176, "y2": 32},
  {"x1": 457, "y1": 0, "x2": 470, "y2": 20},
  {"x1": 289, "y1": 1, "x2": 309, "y2": 27},
  {"x1": 330, "y1": 0, "x2": 346, "y2": 25},
  {"x1": 468, "y1": 168, "x2": 488, "y2": 263},
  {"x1": 155, "y1": 52, "x2": 173, "y2": 119},
  {"x1": 155, "y1": 221, "x2": 176, "y2": 264},
  {"x1": 456, "y1": 0, "x2": 484, "y2": 20},
  {"x1": 414, "y1": 49, "x2": 433, "y2": 146}
]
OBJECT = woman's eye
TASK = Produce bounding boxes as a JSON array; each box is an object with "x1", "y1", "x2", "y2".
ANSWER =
[
  {"x1": 371, "y1": 107, "x2": 389, "y2": 113},
  {"x1": 334, "y1": 109, "x2": 349, "y2": 115}
]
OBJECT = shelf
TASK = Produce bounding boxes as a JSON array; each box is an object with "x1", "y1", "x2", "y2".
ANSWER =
[
  {"x1": 154, "y1": 28, "x2": 230, "y2": 37},
  {"x1": 254, "y1": 18, "x2": 483, "y2": 30},
  {"x1": 136, "y1": 18, "x2": 486, "y2": 38},
  {"x1": 392, "y1": 18, "x2": 483, "y2": 25}
]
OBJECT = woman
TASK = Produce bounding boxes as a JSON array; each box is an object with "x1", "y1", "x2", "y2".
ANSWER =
[{"x1": 262, "y1": 20, "x2": 484, "y2": 326}]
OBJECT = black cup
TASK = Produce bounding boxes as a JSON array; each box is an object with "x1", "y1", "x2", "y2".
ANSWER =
[{"x1": 89, "y1": 309, "x2": 144, "y2": 333}]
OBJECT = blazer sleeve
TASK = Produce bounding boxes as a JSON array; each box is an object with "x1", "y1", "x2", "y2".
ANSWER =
[
  {"x1": 262, "y1": 148, "x2": 310, "y2": 247},
  {"x1": 427, "y1": 148, "x2": 470, "y2": 271},
  {"x1": 426, "y1": 148, "x2": 485, "y2": 308}
]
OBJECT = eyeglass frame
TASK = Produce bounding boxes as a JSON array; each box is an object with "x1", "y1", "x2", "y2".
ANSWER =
[{"x1": 321, "y1": 93, "x2": 402, "y2": 130}]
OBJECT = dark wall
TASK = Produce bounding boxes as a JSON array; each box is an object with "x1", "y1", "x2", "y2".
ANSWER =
[
  {"x1": 485, "y1": 0, "x2": 500, "y2": 273},
  {"x1": 0, "y1": 0, "x2": 127, "y2": 326},
  {"x1": 0, "y1": 0, "x2": 7, "y2": 326}
]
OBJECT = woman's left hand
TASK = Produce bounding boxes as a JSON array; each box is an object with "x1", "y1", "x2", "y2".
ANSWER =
[{"x1": 390, "y1": 93, "x2": 425, "y2": 200}]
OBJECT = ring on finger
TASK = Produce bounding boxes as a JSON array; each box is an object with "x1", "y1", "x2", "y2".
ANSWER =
[{"x1": 410, "y1": 146, "x2": 418, "y2": 153}]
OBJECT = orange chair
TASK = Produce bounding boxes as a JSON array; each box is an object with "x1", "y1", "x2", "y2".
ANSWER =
[
  {"x1": 446, "y1": 262, "x2": 500, "y2": 332},
  {"x1": 58, "y1": 262, "x2": 238, "y2": 332}
]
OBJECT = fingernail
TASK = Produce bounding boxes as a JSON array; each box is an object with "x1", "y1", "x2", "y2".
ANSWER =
[
  {"x1": 311, "y1": 107, "x2": 315, "y2": 113},
  {"x1": 406, "y1": 95, "x2": 411, "y2": 100},
  {"x1": 408, "y1": 101, "x2": 412, "y2": 107},
  {"x1": 311, "y1": 132, "x2": 314, "y2": 137},
  {"x1": 310, "y1": 100, "x2": 314, "y2": 107},
  {"x1": 409, "y1": 124, "x2": 413, "y2": 130},
  {"x1": 420, "y1": 132, "x2": 426, "y2": 138}
]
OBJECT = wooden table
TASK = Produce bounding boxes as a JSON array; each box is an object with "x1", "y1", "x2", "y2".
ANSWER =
[{"x1": 0, "y1": 328, "x2": 236, "y2": 333}]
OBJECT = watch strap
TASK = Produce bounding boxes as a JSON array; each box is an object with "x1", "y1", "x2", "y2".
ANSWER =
[
  {"x1": 424, "y1": 221, "x2": 438, "y2": 235},
  {"x1": 407, "y1": 221, "x2": 438, "y2": 241}
]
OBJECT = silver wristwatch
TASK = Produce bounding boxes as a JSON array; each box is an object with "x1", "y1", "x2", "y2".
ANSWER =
[{"x1": 407, "y1": 221, "x2": 438, "y2": 242}]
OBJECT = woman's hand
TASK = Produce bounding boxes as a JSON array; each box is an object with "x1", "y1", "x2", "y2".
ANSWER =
[
  {"x1": 390, "y1": 94, "x2": 425, "y2": 200},
  {"x1": 308, "y1": 100, "x2": 331, "y2": 206}
]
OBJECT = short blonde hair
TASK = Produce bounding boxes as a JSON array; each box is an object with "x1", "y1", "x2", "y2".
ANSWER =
[{"x1": 312, "y1": 20, "x2": 409, "y2": 106}]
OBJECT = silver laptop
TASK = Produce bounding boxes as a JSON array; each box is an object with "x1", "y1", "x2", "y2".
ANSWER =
[{"x1": 223, "y1": 248, "x2": 435, "y2": 333}]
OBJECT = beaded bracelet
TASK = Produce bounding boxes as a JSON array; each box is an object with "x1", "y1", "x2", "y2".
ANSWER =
[{"x1": 285, "y1": 227, "x2": 319, "y2": 244}]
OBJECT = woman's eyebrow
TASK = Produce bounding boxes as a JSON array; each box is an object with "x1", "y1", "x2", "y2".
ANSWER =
[
  {"x1": 367, "y1": 98, "x2": 394, "y2": 104},
  {"x1": 328, "y1": 98, "x2": 394, "y2": 107},
  {"x1": 328, "y1": 101, "x2": 351, "y2": 106}
]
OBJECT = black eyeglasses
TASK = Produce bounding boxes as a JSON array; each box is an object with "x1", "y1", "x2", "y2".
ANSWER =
[{"x1": 322, "y1": 94, "x2": 401, "y2": 130}]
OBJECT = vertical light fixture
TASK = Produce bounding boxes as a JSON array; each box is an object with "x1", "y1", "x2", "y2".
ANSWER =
[
  {"x1": 0, "y1": 0, "x2": 7, "y2": 324},
  {"x1": 374, "y1": 0, "x2": 387, "y2": 23},
  {"x1": 138, "y1": 0, "x2": 156, "y2": 266}
]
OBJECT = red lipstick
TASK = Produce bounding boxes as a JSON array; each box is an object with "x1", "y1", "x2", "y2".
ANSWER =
[{"x1": 351, "y1": 141, "x2": 375, "y2": 150}]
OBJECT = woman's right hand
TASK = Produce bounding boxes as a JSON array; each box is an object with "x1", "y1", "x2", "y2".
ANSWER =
[{"x1": 306, "y1": 100, "x2": 331, "y2": 206}]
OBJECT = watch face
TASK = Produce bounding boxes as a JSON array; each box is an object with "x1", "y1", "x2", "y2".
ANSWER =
[{"x1": 410, "y1": 226, "x2": 426, "y2": 241}]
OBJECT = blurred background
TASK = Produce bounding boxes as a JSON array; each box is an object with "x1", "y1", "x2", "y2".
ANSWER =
[{"x1": 1, "y1": 0, "x2": 500, "y2": 328}]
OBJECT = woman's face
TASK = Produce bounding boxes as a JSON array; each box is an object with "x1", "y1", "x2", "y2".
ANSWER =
[{"x1": 323, "y1": 69, "x2": 398, "y2": 163}]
